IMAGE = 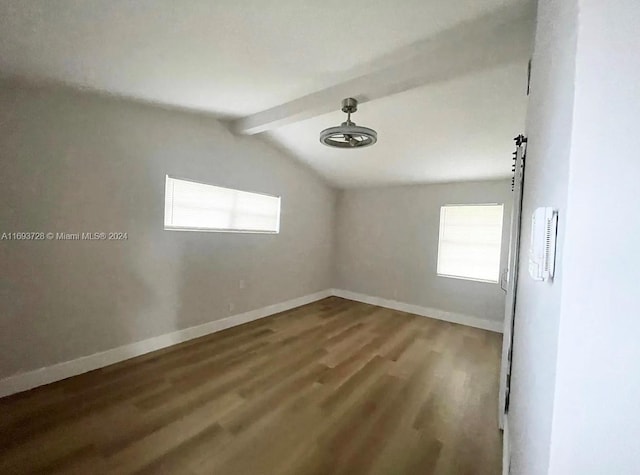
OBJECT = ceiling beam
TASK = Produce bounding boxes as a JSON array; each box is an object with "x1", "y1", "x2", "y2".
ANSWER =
[{"x1": 231, "y1": 2, "x2": 535, "y2": 135}]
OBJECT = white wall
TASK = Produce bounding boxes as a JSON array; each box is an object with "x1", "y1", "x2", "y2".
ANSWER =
[
  {"x1": 335, "y1": 180, "x2": 512, "y2": 326},
  {"x1": 0, "y1": 82, "x2": 514, "y2": 386},
  {"x1": 0, "y1": 83, "x2": 336, "y2": 380},
  {"x1": 510, "y1": 0, "x2": 640, "y2": 473},
  {"x1": 508, "y1": 0, "x2": 577, "y2": 473},
  {"x1": 547, "y1": 0, "x2": 640, "y2": 472}
]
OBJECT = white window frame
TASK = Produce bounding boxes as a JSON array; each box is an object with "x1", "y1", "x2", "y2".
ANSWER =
[
  {"x1": 436, "y1": 203, "x2": 504, "y2": 284},
  {"x1": 164, "y1": 175, "x2": 281, "y2": 234}
]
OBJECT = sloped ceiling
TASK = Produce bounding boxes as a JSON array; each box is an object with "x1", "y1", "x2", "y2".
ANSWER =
[
  {"x1": 0, "y1": 0, "x2": 534, "y2": 187},
  {"x1": 268, "y1": 62, "x2": 528, "y2": 187}
]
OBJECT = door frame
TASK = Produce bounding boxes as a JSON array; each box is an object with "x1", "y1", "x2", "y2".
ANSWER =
[{"x1": 499, "y1": 138, "x2": 526, "y2": 430}]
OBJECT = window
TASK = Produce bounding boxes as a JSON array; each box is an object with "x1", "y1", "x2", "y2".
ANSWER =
[
  {"x1": 437, "y1": 204, "x2": 504, "y2": 283},
  {"x1": 164, "y1": 175, "x2": 280, "y2": 233}
]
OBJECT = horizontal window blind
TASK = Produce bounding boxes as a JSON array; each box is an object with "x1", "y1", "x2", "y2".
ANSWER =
[
  {"x1": 164, "y1": 176, "x2": 280, "y2": 233},
  {"x1": 437, "y1": 204, "x2": 504, "y2": 283}
]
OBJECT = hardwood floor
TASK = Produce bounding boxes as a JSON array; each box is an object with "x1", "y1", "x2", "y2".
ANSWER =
[{"x1": 0, "y1": 297, "x2": 503, "y2": 474}]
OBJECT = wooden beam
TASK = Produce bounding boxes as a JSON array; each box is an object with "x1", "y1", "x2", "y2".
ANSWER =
[{"x1": 232, "y1": 2, "x2": 535, "y2": 135}]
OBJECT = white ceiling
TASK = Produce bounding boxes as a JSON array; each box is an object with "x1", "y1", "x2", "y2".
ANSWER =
[
  {"x1": 0, "y1": 0, "x2": 534, "y2": 187},
  {"x1": 269, "y1": 61, "x2": 529, "y2": 187}
]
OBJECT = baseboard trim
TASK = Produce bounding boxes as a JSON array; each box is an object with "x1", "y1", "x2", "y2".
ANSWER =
[
  {"x1": 0, "y1": 289, "x2": 332, "y2": 398},
  {"x1": 330, "y1": 289, "x2": 503, "y2": 333},
  {"x1": 0, "y1": 288, "x2": 502, "y2": 398}
]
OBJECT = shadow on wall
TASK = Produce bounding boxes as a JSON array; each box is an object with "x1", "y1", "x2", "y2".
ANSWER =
[
  {"x1": 0, "y1": 90, "x2": 158, "y2": 378},
  {"x1": 0, "y1": 83, "x2": 335, "y2": 380}
]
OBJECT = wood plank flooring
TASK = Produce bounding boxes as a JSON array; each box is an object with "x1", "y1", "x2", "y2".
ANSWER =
[{"x1": 0, "y1": 297, "x2": 503, "y2": 474}]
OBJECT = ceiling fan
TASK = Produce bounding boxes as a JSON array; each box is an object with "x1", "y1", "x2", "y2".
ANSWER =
[{"x1": 319, "y1": 98, "x2": 377, "y2": 149}]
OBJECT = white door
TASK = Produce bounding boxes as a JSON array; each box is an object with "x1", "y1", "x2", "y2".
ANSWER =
[{"x1": 499, "y1": 138, "x2": 526, "y2": 429}]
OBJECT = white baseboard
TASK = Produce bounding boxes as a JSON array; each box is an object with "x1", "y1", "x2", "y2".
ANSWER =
[
  {"x1": 330, "y1": 289, "x2": 503, "y2": 333},
  {"x1": 0, "y1": 289, "x2": 332, "y2": 398},
  {"x1": 0, "y1": 288, "x2": 501, "y2": 398}
]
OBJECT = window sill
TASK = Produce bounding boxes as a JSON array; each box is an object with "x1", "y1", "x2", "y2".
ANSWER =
[
  {"x1": 164, "y1": 226, "x2": 279, "y2": 234},
  {"x1": 437, "y1": 273, "x2": 498, "y2": 284}
]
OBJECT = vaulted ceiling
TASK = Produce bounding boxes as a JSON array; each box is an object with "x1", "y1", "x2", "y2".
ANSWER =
[{"x1": 0, "y1": 0, "x2": 535, "y2": 187}]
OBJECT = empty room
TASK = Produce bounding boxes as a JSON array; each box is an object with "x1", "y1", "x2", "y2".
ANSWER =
[{"x1": 1, "y1": 1, "x2": 639, "y2": 474}]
